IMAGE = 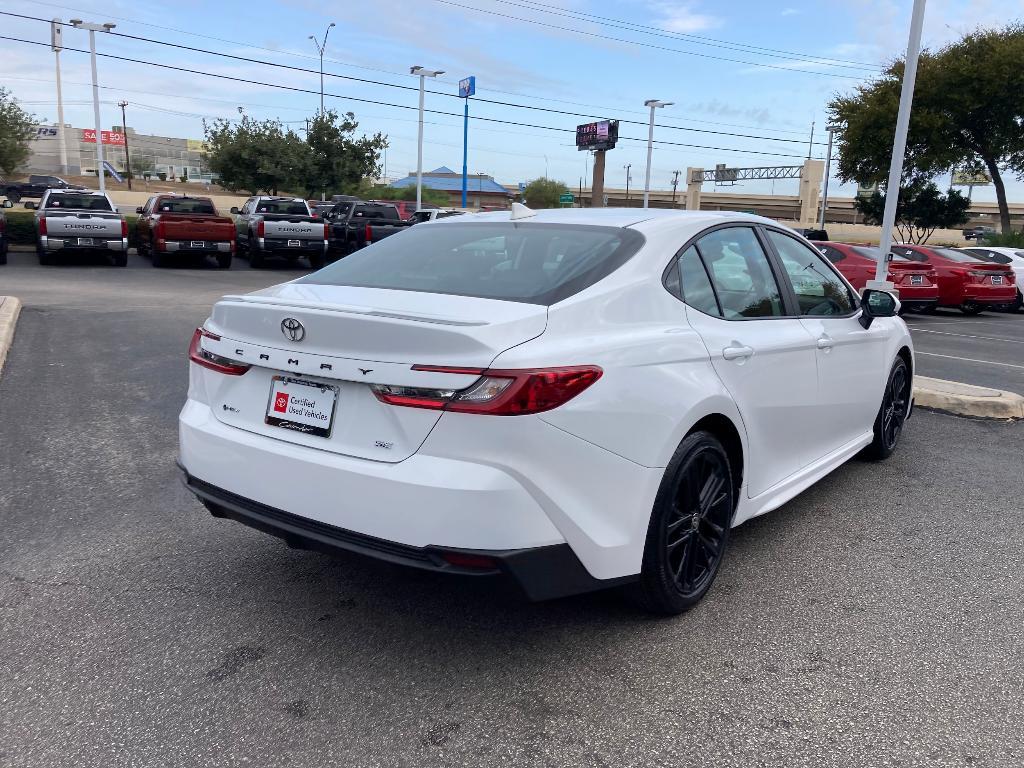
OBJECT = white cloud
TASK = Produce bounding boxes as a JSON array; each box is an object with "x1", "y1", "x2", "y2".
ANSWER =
[{"x1": 647, "y1": 2, "x2": 721, "y2": 34}]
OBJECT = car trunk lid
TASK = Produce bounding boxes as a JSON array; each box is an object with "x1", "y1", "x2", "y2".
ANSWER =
[{"x1": 200, "y1": 283, "x2": 548, "y2": 462}]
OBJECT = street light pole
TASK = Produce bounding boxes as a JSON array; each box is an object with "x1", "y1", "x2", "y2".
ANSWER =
[
  {"x1": 873, "y1": 0, "x2": 928, "y2": 287},
  {"x1": 410, "y1": 66, "x2": 445, "y2": 212},
  {"x1": 642, "y1": 99, "x2": 672, "y2": 208},
  {"x1": 51, "y1": 19, "x2": 68, "y2": 175},
  {"x1": 818, "y1": 124, "x2": 837, "y2": 230},
  {"x1": 70, "y1": 19, "x2": 116, "y2": 196},
  {"x1": 119, "y1": 101, "x2": 132, "y2": 190},
  {"x1": 624, "y1": 164, "x2": 632, "y2": 202},
  {"x1": 308, "y1": 23, "x2": 335, "y2": 115}
]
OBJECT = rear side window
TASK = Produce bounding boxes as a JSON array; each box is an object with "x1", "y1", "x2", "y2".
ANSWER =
[
  {"x1": 46, "y1": 194, "x2": 112, "y2": 211},
  {"x1": 696, "y1": 227, "x2": 783, "y2": 318},
  {"x1": 299, "y1": 222, "x2": 645, "y2": 306},
  {"x1": 818, "y1": 245, "x2": 844, "y2": 263},
  {"x1": 668, "y1": 245, "x2": 721, "y2": 317},
  {"x1": 766, "y1": 230, "x2": 855, "y2": 316}
]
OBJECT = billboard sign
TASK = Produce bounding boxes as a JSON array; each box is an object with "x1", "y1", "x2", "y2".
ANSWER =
[
  {"x1": 952, "y1": 169, "x2": 991, "y2": 186},
  {"x1": 856, "y1": 182, "x2": 879, "y2": 198},
  {"x1": 458, "y1": 76, "x2": 476, "y2": 98},
  {"x1": 82, "y1": 129, "x2": 126, "y2": 146},
  {"x1": 576, "y1": 120, "x2": 618, "y2": 151},
  {"x1": 34, "y1": 126, "x2": 58, "y2": 138}
]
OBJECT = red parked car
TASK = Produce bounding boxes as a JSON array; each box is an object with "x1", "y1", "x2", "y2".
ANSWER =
[
  {"x1": 890, "y1": 244, "x2": 1017, "y2": 314},
  {"x1": 817, "y1": 242, "x2": 939, "y2": 312}
]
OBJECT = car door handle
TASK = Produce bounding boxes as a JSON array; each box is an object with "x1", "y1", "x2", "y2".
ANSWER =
[
  {"x1": 722, "y1": 344, "x2": 754, "y2": 361},
  {"x1": 816, "y1": 334, "x2": 834, "y2": 350}
]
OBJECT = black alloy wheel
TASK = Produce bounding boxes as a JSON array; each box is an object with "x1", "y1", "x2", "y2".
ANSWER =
[
  {"x1": 865, "y1": 357, "x2": 911, "y2": 460},
  {"x1": 633, "y1": 430, "x2": 735, "y2": 615}
]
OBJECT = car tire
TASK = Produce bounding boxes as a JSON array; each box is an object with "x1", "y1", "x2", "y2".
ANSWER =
[
  {"x1": 151, "y1": 240, "x2": 164, "y2": 268},
  {"x1": 864, "y1": 357, "x2": 911, "y2": 461},
  {"x1": 0, "y1": 248, "x2": 7, "y2": 266},
  {"x1": 216, "y1": 252, "x2": 232, "y2": 269},
  {"x1": 631, "y1": 430, "x2": 735, "y2": 615},
  {"x1": 249, "y1": 237, "x2": 264, "y2": 268},
  {"x1": 113, "y1": 251, "x2": 128, "y2": 267},
  {"x1": 309, "y1": 252, "x2": 326, "y2": 270},
  {"x1": 960, "y1": 302, "x2": 983, "y2": 315},
  {"x1": 37, "y1": 243, "x2": 52, "y2": 266},
  {"x1": 7, "y1": 192, "x2": 20, "y2": 204}
]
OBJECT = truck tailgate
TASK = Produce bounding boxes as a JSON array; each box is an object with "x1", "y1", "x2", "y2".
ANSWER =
[
  {"x1": 158, "y1": 215, "x2": 236, "y2": 241},
  {"x1": 43, "y1": 212, "x2": 122, "y2": 239}
]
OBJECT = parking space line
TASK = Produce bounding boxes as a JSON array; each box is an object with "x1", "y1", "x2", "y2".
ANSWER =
[
  {"x1": 915, "y1": 351, "x2": 1024, "y2": 370},
  {"x1": 909, "y1": 327, "x2": 1024, "y2": 345},
  {"x1": 905, "y1": 318, "x2": 1022, "y2": 329}
]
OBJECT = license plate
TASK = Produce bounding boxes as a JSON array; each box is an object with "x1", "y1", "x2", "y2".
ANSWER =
[
  {"x1": 287, "y1": 239, "x2": 301, "y2": 247},
  {"x1": 265, "y1": 376, "x2": 338, "y2": 438},
  {"x1": 78, "y1": 237, "x2": 94, "y2": 246},
  {"x1": 910, "y1": 275, "x2": 924, "y2": 285},
  {"x1": 991, "y1": 275, "x2": 1003, "y2": 284},
  {"x1": 190, "y1": 240, "x2": 205, "y2": 248}
]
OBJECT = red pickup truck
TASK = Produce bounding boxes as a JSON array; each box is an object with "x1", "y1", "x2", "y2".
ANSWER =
[{"x1": 135, "y1": 194, "x2": 236, "y2": 268}]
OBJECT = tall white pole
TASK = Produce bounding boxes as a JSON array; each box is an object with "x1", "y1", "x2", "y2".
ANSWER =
[
  {"x1": 643, "y1": 105, "x2": 657, "y2": 208},
  {"x1": 416, "y1": 74, "x2": 425, "y2": 212},
  {"x1": 54, "y1": 48, "x2": 68, "y2": 175},
  {"x1": 88, "y1": 29, "x2": 106, "y2": 195},
  {"x1": 819, "y1": 127, "x2": 834, "y2": 229},
  {"x1": 872, "y1": 0, "x2": 928, "y2": 287}
]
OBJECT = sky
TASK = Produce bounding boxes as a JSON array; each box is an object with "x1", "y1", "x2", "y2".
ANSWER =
[{"x1": 2, "y1": 0, "x2": 1022, "y2": 201}]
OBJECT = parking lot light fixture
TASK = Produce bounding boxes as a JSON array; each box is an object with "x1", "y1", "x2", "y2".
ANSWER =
[
  {"x1": 309, "y1": 23, "x2": 335, "y2": 116},
  {"x1": 411, "y1": 66, "x2": 445, "y2": 211},
  {"x1": 70, "y1": 18, "x2": 116, "y2": 196},
  {"x1": 643, "y1": 100, "x2": 672, "y2": 209}
]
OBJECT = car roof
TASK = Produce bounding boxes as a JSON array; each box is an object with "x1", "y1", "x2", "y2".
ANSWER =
[{"x1": 446, "y1": 207, "x2": 776, "y2": 231}]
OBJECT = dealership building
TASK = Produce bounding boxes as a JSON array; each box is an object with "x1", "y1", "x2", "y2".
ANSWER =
[
  {"x1": 24, "y1": 124, "x2": 211, "y2": 180},
  {"x1": 389, "y1": 167, "x2": 513, "y2": 209}
]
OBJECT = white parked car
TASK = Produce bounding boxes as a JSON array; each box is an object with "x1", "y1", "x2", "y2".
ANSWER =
[
  {"x1": 961, "y1": 246, "x2": 1024, "y2": 310},
  {"x1": 179, "y1": 207, "x2": 913, "y2": 613}
]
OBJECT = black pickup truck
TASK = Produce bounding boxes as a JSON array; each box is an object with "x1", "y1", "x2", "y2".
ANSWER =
[
  {"x1": 1, "y1": 175, "x2": 87, "y2": 203},
  {"x1": 325, "y1": 201, "x2": 413, "y2": 257}
]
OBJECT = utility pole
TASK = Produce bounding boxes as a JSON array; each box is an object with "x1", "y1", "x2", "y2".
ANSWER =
[
  {"x1": 70, "y1": 18, "x2": 116, "y2": 196},
  {"x1": 51, "y1": 19, "x2": 68, "y2": 175},
  {"x1": 118, "y1": 101, "x2": 132, "y2": 190},
  {"x1": 671, "y1": 170, "x2": 681, "y2": 207},
  {"x1": 807, "y1": 120, "x2": 815, "y2": 158},
  {"x1": 592, "y1": 150, "x2": 606, "y2": 208},
  {"x1": 873, "y1": 0, "x2": 928, "y2": 287},
  {"x1": 624, "y1": 163, "x2": 632, "y2": 202},
  {"x1": 410, "y1": 66, "x2": 445, "y2": 212},
  {"x1": 642, "y1": 99, "x2": 672, "y2": 208},
  {"x1": 309, "y1": 23, "x2": 335, "y2": 115},
  {"x1": 819, "y1": 124, "x2": 838, "y2": 229}
]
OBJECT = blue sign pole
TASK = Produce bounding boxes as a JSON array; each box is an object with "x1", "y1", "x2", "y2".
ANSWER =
[{"x1": 459, "y1": 76, "x2": 475, "y2": 208}]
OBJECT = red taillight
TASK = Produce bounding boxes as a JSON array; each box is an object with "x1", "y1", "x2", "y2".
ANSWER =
[
  {"x1": 39, "y1": 217, "x2": 47, "y2": 236},
  {"x1": 257, "y1": 220, "x2": 265, "y2": 238},
  {"x1": 323, "y1": 222, "x2": 329, "y2": 240},
  {"x1": 121, "y1": 219, "x2": 128, "y2": 238},
  {"x1": 364, "y1": 222, "x2": 373, "y2": 244},
  {"x1": 371, "y1": 366, "x2": 602, "y2": 416},
  {"x1": 967, "y1": 270, "x2": 990, "y2": 283},
  {"x1": 188, "y1": 328, "x2": 250, "y2": 375}
]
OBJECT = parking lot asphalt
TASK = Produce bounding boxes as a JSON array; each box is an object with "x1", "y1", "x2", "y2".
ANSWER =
[
  {"x1": 1, "y1": 253, "x2": 1023, "y2": 767},
  {"x1": 904, "y1": 309, "x2": 1024, "y2": 394}
]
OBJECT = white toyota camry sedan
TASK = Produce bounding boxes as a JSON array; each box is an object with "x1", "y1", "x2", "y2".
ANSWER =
[{"x1": 179, "y1": 207, "x2": 913, "y2": 613}]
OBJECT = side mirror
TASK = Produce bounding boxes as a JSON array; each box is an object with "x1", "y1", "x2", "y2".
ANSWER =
[
  {"x1": 1, "y1": 199, "x2": 13, "y2": 209},
  {"x1": 24, "y1": 201, "x2": 37, "y2": 210},
  {"x1": 859, "y1": 289, "x2": 900, "y2": 329},
  {"x1": 229, "y1": 206, "x2": 240, "y2": 214},
  {"x1": 135, "y1": 206, "x2": 144, "y2": 214}
]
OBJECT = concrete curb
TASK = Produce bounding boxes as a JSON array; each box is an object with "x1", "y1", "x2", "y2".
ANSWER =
[
  {"x1": 0, "y1": 296, "x2": 23, "y2": 376},
  {"x1": 914, "y1": 376, "x2": 1024, "y2": 421}
]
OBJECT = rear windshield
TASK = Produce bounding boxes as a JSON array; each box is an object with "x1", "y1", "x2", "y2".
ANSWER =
[
  {"x1": 255, "y1": 200, "x2": 309, "y2": 215},
  {"x1": 299, "y1": 222, "x2": 645, "y2": 305},
  {"x1": 933, "y1": 247, "x2": 986, "y2": 263},
  {"x1": 46, "y1": 194, "x2": 112, "y2": 211},
  {"x1": 155, "y1": 198, "x2": 216, "y2": 214},
  {"x1": 352, "y1": 205, "x2": 399, "y2": 220}
]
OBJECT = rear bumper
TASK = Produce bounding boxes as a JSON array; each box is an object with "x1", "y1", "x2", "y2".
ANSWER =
[
  {"x1": 162, "y1": 240, "x2": 233, "y2": 254},
  {"x1": 962, "y1": 286, "x2": 1017, "y2": 305},
  {"x1": 180, "y1": 468, "x2": 628, "y2": 601},
  {"x1": 259, "y1": 238, "x2": 327, "y2": 255},
  {"x1": 40, "y1": 235, "x2": 127, "y2": 252}
]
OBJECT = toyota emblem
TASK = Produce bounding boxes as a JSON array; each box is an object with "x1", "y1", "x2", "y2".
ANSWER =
[{"x1": 280, "y1": 317, "x2": 305, "y2": 342}]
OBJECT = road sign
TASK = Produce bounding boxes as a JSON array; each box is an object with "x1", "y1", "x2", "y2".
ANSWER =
[
  {"x1": 559, "y1": 193, "x2": 575, "y2": 204},
  {"x1": 459, "y1": 76, "x2": 476, "y2": 98},
  {"x1": 856, "y1": 182, "x2": 879, "y2": 198},
  {"x1": 952, "y1": 169, "x2": 991, "y2": 186}
]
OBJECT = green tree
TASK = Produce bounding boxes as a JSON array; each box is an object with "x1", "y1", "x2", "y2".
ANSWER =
[
  {"x1": 854, "y1": 180, "x2": 969, "y2": 244},
  {"x1": 522, "y1": 177, "x2": 568, "y2": 208},
  {"x1": 203, "y1": 116, "x2": 310, "y2": 195},
  {"x1": 829, "y1": 24, "x2": 1024, "y2": 233},
  {"x1": 0, "y1": 88, "x2": 35, "y2": 176},
  {"x1": 129, "y1": 152, "x2": 156, "y2": 178},
  {"x1": 306, "y1": 110, "x2": 387, "y2": 198}
]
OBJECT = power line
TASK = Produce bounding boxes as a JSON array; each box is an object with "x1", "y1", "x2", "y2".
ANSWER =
[
  {"x1": 1, "y1": 34, "x2": 816, "y2": 160},
  {"x1": 2, "y1": 10, "x2": 829, "y2": 145},
  {"x1": 501, "y1": 0, "x2": 884, "y2": 70},
  {"x1": 421, "y1": 0, "x2": 870, "y2": 80}
]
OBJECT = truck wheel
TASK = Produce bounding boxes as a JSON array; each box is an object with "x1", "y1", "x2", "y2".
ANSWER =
[
  {"x1": 37, "y1": 243, "x2": 52, "y2": 266},
  {"x1": 309, "y1": 252, "x2": 326, "y2": 270},
  {"x1": 113, "y1": 251, "x2": 128, "y2": 267},
  {"x1": 216, "y1": 252, "x2": 232, "y2": 269},
  {"x1": 151, "y1": 240, "x2": 165, "y2": 267},
  {"x1": 7, "y1": 192, "x2": 20, "y2": 204},
  {"x1": 0, "y1": 248, "x2": 7, "y2": 266},
  {"x1": 248, "y1": 237, "x2": 265, "y2": 268}
]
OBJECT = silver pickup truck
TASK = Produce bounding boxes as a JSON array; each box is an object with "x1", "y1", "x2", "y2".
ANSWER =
[
  {"x1": 28, "y1": 189, "x2": 128, "y2": 266},
  {"x1": 230, "y1": 196, "x2": 328, "y2": 269}
]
